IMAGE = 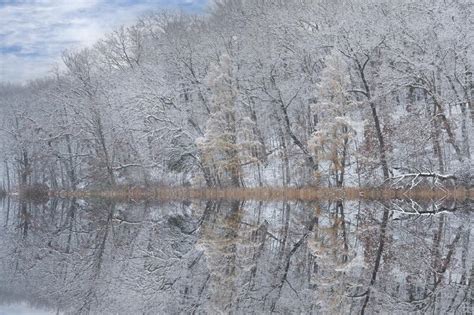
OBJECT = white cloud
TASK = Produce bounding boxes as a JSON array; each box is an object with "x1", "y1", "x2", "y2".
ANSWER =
[
  {"x1": 0, "y1": 302, "x2": 55, "y2": 315},
  {"x1": 0, "y1": 0, "x2": 207, "y2": 83},
  {"x1": 0, "y1": 53, "x2": 59, "y2": 83}
]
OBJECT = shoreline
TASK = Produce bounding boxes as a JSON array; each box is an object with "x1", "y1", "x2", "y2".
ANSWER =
[{"x1": 37, "y1": 186, "x2": 474, "y2": 202}]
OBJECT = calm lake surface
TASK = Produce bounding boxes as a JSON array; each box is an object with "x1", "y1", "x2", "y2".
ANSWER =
[{"x1": 0, "y1": 197, "x2": 472, "y2": 314}]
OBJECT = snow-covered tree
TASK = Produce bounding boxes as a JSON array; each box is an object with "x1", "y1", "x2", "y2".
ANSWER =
[
  {"x1": 310, "y1": 52, "x2": 357, "y2": 187},
  {"x1": 197, "y1": 54, "x2": 241, "y2": 187}
]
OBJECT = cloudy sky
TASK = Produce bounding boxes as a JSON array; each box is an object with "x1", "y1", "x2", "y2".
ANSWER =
[{"x1": 0, "y1": 0, "x2": 207, "y2": 84}]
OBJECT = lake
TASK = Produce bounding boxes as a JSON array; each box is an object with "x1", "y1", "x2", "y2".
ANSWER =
[{"x1": 0, "y1": 196, "x2": 472, "y2": 314}]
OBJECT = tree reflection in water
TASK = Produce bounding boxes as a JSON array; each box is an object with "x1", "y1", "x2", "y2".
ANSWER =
[{"x1": 0, "y1": 197, "x2": 472, "y2": 314}]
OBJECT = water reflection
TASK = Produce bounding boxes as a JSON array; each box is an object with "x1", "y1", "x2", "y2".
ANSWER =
[{"x1": 0, "y1": 197, "x2": 472, "y2": 314}]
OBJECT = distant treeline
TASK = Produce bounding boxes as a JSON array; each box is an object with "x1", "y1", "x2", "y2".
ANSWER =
[{"x1": 0, "y1": 0, "x2": 472, "y2": 191}]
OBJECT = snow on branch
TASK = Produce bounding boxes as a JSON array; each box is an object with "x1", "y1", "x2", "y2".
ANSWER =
[{"x1": 387, "y1": 172, "x2": 457, "y2": 190}]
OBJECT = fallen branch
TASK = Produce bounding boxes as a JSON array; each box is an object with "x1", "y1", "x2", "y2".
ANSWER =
[
  {"x1": 387, "y1": 172, "x2": 457, "y2": 189},
  {"x1": 390, "y1": 172, "x2": 457, "y2": 181}
]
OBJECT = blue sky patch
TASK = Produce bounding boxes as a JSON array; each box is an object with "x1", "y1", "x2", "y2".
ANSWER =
[{"x1": 0, "y1": 0, "x2": 208, "y2": 83}]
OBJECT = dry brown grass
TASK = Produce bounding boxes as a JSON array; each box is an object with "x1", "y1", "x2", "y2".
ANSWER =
[{"x1": 55, "y1": 186, "x2": 474, "y2": 202}]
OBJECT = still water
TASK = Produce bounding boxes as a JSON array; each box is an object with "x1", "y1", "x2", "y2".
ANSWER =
[{"x1": 0, "y1": 197, "x2": 472, "y2": 314}]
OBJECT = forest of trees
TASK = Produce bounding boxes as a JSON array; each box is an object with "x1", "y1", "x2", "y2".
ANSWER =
[{"x1": 0, "y1": 0, "x2": 473, "y2": 191}]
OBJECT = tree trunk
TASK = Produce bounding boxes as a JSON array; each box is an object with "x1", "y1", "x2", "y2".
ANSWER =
[
  {"x1": 337, "y1": 126, "x2": 349, "y2": 187},
  {"x1": 19, "y1": 150, "x2": 30, "y2": 189},
  {"x1": 446, "y1": 75, "x2": 470, "y2": 159},
  {"x1": 360, "y1": 209, "x2": 389, "y2": 314},
  {"x1": 279, "y1": 100, "x2": 318, "y2": 171},
  {"x1": 4, "y1": 160, "x2": 10, "y2": 192},
  {"x1": 369, "y1": 101, "x2": 390, "y2": 179},
  {"x1": 277, "y1": 124, "x2": 291, "y2": 186},
  {"x1": 95, "y1": 114, "x2": 115, "y2": 186},
  {"x1": 432, "y1": 96, "x2": 463, "y2": 162},
  {"x1": 65, "y1": 133, "x2": 78, "y2": 190},
  {"x1": 357, "y1": 61, "x2": 390, "y2": 180},
  {"x1": 465, "y1": 68, "x2": 474, "y2": 124}
]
